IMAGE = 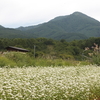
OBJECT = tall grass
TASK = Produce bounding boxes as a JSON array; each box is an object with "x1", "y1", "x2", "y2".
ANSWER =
[
  {"x1": 2, "y1": 52, "x2": 35, "y2": 67},
  {"x1": 34, "y1": 59, "x2": 90, "y2": 67},
  {"x1": 0, "y1": 56, "x2": 16, "y2": 67},
  {"x1": 0, "y1": 52, "x2": 90, "y2": 67}
]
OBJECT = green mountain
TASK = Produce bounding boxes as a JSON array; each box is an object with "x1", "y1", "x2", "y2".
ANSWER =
[
  {"x1": 50, "y1": 12, "x2": 100, "y2": 37},
  {"x1": 17, "y1": 12, "x2": 100, "y2": 40},
  {"x1": 0, "y1": 28, "x2": 27, "y2": 38},
  {"x1": 0, "y1": 27, "x2": 38, "y2": 38},
  {"x1": 1, "y1": 12, "x2": 100, "y2": 41}
]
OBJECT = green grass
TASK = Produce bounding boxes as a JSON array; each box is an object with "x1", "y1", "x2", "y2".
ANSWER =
[
  {"x1": 0, "y1": 56, "x2": 16, "y2": 67},
  {"x1": 0, "y1": 66, "x2": 100, "y2": 100},
  {"x1": 0, "y1": 52, "x2": 90, "y2": 67}
]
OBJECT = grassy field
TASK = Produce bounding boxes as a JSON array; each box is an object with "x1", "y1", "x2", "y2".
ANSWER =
[
  {"x1": 0, "y1": 65, "x2": 100, "y2": 100},
  {"x1": 0, "y1": 52, "x2": 91, "y2": 67}
]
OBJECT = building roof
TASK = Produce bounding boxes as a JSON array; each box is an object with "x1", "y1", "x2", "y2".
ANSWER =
[{"x1": 6, "y1": 46, "x2": 29, "y2": 52}]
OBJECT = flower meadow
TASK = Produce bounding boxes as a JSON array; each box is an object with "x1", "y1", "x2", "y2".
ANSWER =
[{"x1": 0, "y1": 66, "x2": 100, "y2": 100}]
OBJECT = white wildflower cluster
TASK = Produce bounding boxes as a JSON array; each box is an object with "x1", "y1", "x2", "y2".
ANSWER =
[{"x1": 0, "y1": 66, "x2": 100, "y2": 100}]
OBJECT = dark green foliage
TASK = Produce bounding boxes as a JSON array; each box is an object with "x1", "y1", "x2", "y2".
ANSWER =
[
  {"x1": 0, "y1": 37, "x2": 100, "y2": 60},
  {"x1": 0, "y1": 38, "x2": 73, "y2": 60}
]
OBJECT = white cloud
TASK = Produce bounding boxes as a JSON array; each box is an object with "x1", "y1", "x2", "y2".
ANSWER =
[{"x1": 0, "y1": 0, "x2": 100, "y2": 28}]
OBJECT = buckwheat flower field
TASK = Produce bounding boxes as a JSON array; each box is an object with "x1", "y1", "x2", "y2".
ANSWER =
[{"x1": 0, "y1": 66, "x2": 100, "y2": 100}]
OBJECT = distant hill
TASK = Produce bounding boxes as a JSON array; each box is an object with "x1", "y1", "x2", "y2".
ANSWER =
[
  {"x1": 0, "y1": 27, "x2": 38, "y2": 38},
  {"x1": 0, "y1": 28, "x2": 28, "y2": 38},
  {"x1": 1, "y1": 12, "x2": 100, "y2": 41},
  {"x1": 0, "y1": 25, "x2": 4, "y2": 28}
]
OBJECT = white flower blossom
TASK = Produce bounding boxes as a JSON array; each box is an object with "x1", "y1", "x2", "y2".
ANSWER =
[{"x1": 0, "y1": 66, "x2": 100, "y2": 99}]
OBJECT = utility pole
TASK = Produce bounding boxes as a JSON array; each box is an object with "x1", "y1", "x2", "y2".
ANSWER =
[{"x1": 34, "y1": 45, "x2": 36, "y2": 58}]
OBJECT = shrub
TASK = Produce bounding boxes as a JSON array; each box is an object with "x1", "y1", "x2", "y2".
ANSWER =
[{"x1": 92, "y1": 54, "x2": 100, "y2": 65}]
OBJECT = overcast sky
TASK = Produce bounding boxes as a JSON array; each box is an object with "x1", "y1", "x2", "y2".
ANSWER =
[{"x1": 0, "y1": 0, "x2": 100, "y2": 28}]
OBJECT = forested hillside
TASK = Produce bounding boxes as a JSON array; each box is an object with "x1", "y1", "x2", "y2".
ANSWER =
[
  {"x1": 0, "y1": 12, "x2": 100, "y2": 41},
  {"x1": 17, "y1": 12, "x2": 100, "y2": 40},
  {"x1": 0, "y1": 28, "x2": 28, "y2": 38}
]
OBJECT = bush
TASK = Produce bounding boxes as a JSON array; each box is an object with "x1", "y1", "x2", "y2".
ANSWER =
[{"x1": 92, "y1": 54, "x2": 100, "y2": 65}]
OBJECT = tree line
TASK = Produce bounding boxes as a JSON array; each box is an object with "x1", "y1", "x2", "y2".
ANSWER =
[{"x1": 0, "y1": 37, "x2": 100, "y2": 60}]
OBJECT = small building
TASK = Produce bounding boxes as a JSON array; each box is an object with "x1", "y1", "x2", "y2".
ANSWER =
[{"x1": 6, "y1": 46, "x2": 29, "y2": 52}]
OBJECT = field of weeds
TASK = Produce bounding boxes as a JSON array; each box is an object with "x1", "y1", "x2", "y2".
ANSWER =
[{"x1": 0, "y1": 65, "x2": 100, "y2": 100}]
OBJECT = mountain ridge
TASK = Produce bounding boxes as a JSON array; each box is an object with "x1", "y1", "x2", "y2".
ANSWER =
[{"x1": 0, "y1": 12, "x2": 100, "y2": 41}]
